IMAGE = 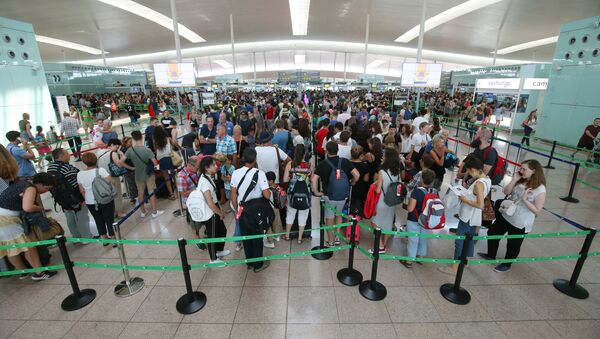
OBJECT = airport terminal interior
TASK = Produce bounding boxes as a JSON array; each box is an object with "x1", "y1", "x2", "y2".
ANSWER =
[{"x1": 1, "y1": 0, "x2": 600, "y2": 338}]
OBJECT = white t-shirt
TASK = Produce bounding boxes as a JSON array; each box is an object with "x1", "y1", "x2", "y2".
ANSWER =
[
  {"x1": 338, "y1": 144, "x2": 352, "y2": 160},
  {"x1": 231, "y1": 167, "x2": 269, "y2": 204},
  {"x1": 337, "y1": 113, "x2": 351, "y2": 125},
  {"x1": 77, "y1": 168, "x2": 110, "y2": 205},
  {"x1": 96, "y1": 149, "x2": 111, "y2": 173},
  {"x1": 412, "y1": 116, "x2": 429, "y2": 131},
  {"x1": 503, "y1": 183, "x2": 546, "y2": 233},
  {"x1": 255, "y1": 146, "x2": 288, "y2": 183},
  {"x1": 197, "y1": 175, "x2": 218, "y2": 218},
  {"x1": 400, "y1": 135, "x2": 412, "y2": 154},
  {"x1": 411, "y1": 133, "x2": 431, "y2": 153},
  {"x1": 458, "y1": 177, "x2": 492, "y2": 226}
]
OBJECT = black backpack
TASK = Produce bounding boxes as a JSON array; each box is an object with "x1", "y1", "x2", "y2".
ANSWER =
[
  {"x1": 382, "y1": 170, "x2": 407, "y2": 206},
  {"x1": 50, "y1": 164, "x2": 84, "y2": 212},
  {"x1": 325, "y1": 158, "x2": 351, "y2": 201},
  {"x1": 288, "y1": 168, "x2": 311, "y2": 210},
  {"x1": 239, "y1": 169, "x2": 275, "y2": 232}
]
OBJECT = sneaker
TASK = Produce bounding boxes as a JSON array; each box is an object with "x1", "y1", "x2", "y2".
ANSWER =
[
  {"x1": 196, "y1": 243, "x2": 207, "y2": 251},
  {"x1": 477, "y1": 252, "x2": 495, "y2": 260},
  {"x1": 19, "y1": 273, "x2": 30, "y2": 280},
  {"x1": 216, "y1": 249, "x2": 231, "y2": 258},
  {"x1": 235, "y1": 244, "x2": 243, "y2": 251},
  {"x1": 253, "y1": 261, "x2": 270, "y2": 273},
  {"x1": 140, "y1": 211, "x2": 147, "y2": 218},
  {"x1": 437, "y1": 265, "x2": 456, "y2": 276},
  {"x1": 209, "y1": 258, "x2": 224, "y2": 266},
  {"x1": 493, "y1": 264, "x2": 511, "y2": 273},
  {"x1": 31, "y1": 271, "x2": 58, "y2": 281},
  {"x1": 152, "y1": 210, "x2": 165, "y2": 218},
  {"x1": 275, "y1": 236, "x2": 281, "y2": 242},
  {"x1": 263, "y1": 241, "x2": 275, "y2": 249}
]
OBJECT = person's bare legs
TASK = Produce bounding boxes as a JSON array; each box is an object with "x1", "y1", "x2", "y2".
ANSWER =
[
  {"x1": 149, "y1": 195, "x2": 159, "y2": 213},
  {"x1": 163, "y1": 170, "x2": 174, "y2": 196},
  {"x1": 137, "y1": 189, "x2": 148, "y2": 214},
  {"x1": 334, "y1": 215, "x2": 342, "y2": 243},
  {"x1": 7, "y1": 254, "x2": 27, "y2": 270},
  {"x1": 23, "y1": 247, "x2": 42, "y2": 268},
  {"x1": 326, "y1": 217, "x2": 335, "y2": 245}
]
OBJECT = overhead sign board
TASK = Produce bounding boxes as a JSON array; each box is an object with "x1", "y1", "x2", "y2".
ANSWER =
[
  {"x1": 401, "y1": 63, "x2": 443, "y2": 87},
  {"x1": 522, "y1": 78, "x2": 548, "y2": 90},
  {"x1": 475, "y1": 78, "x2": 520, "y2": 90},
  {"x1": 153, "y1": 63, "x2": 196, "y2": 87}
]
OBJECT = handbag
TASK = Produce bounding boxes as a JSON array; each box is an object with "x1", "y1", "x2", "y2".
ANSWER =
[
  {"x1": 171, "y1": 150, "x2": 183, "y2": 168},
  {"x1": 497, "y1": 195, "x2": 517, "y2": 216},
  {"x1": 29, "y1": 217, "x2": 64, "y2": 241},
  {"x1": 482, "y1": 197, "x2": 496, "y2": 222},
  {"x1": 108, "y1": 152, "x2": 128, "y2": 177}
]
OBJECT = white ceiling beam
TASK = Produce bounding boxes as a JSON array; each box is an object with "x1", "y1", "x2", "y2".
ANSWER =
[
  {"x1": 395, "y1": 0, "x2": 504, "y2": 43},
  {"x1": 289, "y1": 0, "x2": 311, "y2": 35},
  {"x1": 35, "y1": 35, "x2": 106, "y2": 55},
  {"x1": 96, "y1": 0, "x2": 205, "y2": 43},
  {"x1": 68, "y1": 39, "x2": 537, "y2": 67},
  {"x1": 494, "y1": 36, "x2": 559, "y2": 55}
]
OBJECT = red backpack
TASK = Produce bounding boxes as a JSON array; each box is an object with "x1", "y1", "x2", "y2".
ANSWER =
[
  {"x1": 413, "y1": 188, "x2": 446, "y2": 230},
  {"x1": 483, "y1": 147, "x2": 507, "y2": 185}
]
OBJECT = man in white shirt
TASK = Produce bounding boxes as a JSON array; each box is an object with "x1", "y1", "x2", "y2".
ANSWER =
[
  {"x1": 255, "y1": 131, "x2": 290, "y2": 184},
  {"x1": 409, "y1": 121, "x2": 432, "y2": 156},
  {"x1": 412, "y1": 109, "x2": 429, "y2": 132},
  {"x1": 231, "y1": 148, "x2": 271, "y2": 272},
  {"x1": 337, "y1": 131, "x2": 352, "y2": 160},
  {"x1": 337, "y1": 110, "x2": 351, "y2": 126}
]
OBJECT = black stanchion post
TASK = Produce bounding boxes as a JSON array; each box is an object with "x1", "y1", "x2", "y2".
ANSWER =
[
  {"x1": 55, "y1": 235, "x2": 96, "y2": 311},
  {"x1": 560, "y1": 163, "x2": 580, "y2": 203},
  {"x1": 553, "y1": 229, "x2": 597, "y2": 299},
  {"x1": 120, "y1": 124, "x2": 125, "y2": 138},
  {"x1": 337, "y1": 217, "x2": 363, "y2": 286},
  {"x1": 544, "y1": 141, "x2": 557, "y2": 169},
  {"x1": 358, "y1": 228, "x2": 387, "y2": 301},
  {"x1": 455, "y1": 119, "x2": 460, "y2": 138},
  {"x1": 440, "y1": 234, "x2": 472, "y2": 305},
  {"x1": 312, "y1": 198, "x2": 333, "y2": 260},
  {"x1": 175, "y1": 238, "x2": 207, "y2": 314},
  {"x1": 491, "y1": 128, "x2": 496, "y2": 148}
]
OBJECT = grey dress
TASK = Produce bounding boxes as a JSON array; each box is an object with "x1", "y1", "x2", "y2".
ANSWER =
[{"x1": 371, "y1": 170, "x2": 398, "y2": 231}]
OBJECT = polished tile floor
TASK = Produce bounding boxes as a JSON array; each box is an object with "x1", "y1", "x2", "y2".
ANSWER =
[{"x1": 1, "y1": 128, "x2": 599, "y2": 339}]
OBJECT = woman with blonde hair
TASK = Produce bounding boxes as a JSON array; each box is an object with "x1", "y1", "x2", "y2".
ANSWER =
[{"x1": 0, "y1": 144, "x2": 19, "y2": 192}]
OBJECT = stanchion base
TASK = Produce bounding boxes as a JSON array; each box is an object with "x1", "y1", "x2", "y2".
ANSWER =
[
  {"x1": 440, "y1": 283, "x2": 471, "y2": 305},
  {"x1": 114, "y1": 277, "x2": 145, "y2": 297},
  {"x1": 553, "y1": 278, "x2": 589, "y2": 299},
  {"x1": 359, "y1": 280, "x2": 387, "y2": 301},
  {"x1": 544, "y1": 166, "x2": 555, "y2": 170},
  {"x1": 560, "y1": 196, "x2": 579, "y2": 203},
  {"x1": 61, "y1": 289, "x2": 96, "y2": 311},
  {"x1": 176, "y1": 291, "x2": 207, "y2": 314},
  {"x1": 337, "y1": 268, "x2": 363, "y2": 286},
  {"x1": 311, "y1": 246, "x2": 333, "y2": 260}
]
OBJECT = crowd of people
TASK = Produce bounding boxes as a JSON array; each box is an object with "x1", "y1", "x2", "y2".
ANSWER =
[{"x1": 1, "y1": 87, "x2": 571, "y2": 280}]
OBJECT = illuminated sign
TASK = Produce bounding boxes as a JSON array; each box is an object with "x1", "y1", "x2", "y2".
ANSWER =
[
  {"x1": 475, "y1": 78, "x2": 520, "y2": 90},
  {"x1": 522, "y1": 78, "x2": 548, "y2": 90},
  {"x1": 401, "y1": 63, "x2": 443, "y2": 87},
  {"x1": 153, "y1": 63, "x2": 196, "y2": 87}
]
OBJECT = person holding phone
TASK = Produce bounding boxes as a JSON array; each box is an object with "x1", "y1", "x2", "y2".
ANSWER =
[{"x1": 478, "y1": 159, "x2": 546, "y2": 273}]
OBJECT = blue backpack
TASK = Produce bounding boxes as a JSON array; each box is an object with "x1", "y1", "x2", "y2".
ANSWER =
[
  {"x1": 404, "y1": 109, "x2": 412, "y2": 121},
  {"x1": 325, "y1": 158, "x2": 351, "y2": 201}
]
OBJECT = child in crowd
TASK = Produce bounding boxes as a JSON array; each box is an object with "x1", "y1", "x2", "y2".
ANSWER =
[
  {"x1": 408, "y1": 154, "x2": 435, "y2": 191},
  {"x1": 265, "y1": 171, "x2": 284, "y2": 248},
  {"x1": 221, "y1": 157, "x2": 235, "y2": 202},
  {"x1": 246, "y1": 127, "x2": 256, "y2": 148},
  {"x1": 34, "y1": 125, "x2": 52, "y2": 169},
  {"x1": 400, "y1": 169, "x2": 437, "y2": 268}
]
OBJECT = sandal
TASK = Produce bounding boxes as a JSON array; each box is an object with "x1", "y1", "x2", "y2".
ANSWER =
[
  {"x1": 282, "y1": 235, "x2": 291, "y2": 241},
  {"x1": 297, "y1": 238, "x2": 303, "y2": 244},
  {"x1": 415, "y1": 256, "x2": 424, "y2": 265},
  {"x1": 399, "y1": 260, "x2": 413, "y2": 268}
]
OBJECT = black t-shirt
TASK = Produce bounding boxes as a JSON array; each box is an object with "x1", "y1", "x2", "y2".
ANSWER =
[
  {"x1": 471, "y1": 145, "x2": 497, "y2": 177},
  {"x1": 316, "y1": 156, "x2": 355, "y2": 195},
  {"x1": 127, "y1": 105, "x2": 136, "y2": 116},
  {"x1": 181, "y1": 132, "x2": 197, "y2": 149},
  {"x1": 161, "y1": 116, "x2": 175, "y2": 130},
  {"x1": 351, "y1": 161, "x2": 370, "y2": 201},
  {"x1": 238, "y1": 119, "x2": 253, "y2": 136}
]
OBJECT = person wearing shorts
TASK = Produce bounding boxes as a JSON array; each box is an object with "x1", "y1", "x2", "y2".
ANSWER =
[
  {"x1": 125, "y1": 130, "x2": 164, "y2": 218},
  {"x1": 311, "y1": 142, "x2": 359, "y2": 246},
  {"x1": 572, "y1": 118, "x2": 600, "y2": 162}
]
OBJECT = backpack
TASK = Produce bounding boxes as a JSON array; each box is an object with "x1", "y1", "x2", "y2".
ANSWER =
[
  {"x1": 108, "y1": 152, "x2": 128, "y2": 177},
  {"x1": 414, "y1": 188, "x2": 445, "y2": 230},
  {"x1": 382, "y1": 170, "x2": 407, "y2": 206},
  {"x1": 271, "y1": 186, "x2": 287, "y2": 209},
  {"x1": 92, "y1": 167, "x2": 116, "y2": 205},
  {"x1": 403, "y1": 109, "x2": 412, "y2": 121},
  {"x1": 50, "y1": 164, "x2": 84, "y2": 212},
  {"x1": 288, "y1": 168, "x2": 311, "y2": 210},
  {"x1": 325, "y1": 158, "x2": 351, "y2": 201},
  {"x1": 238, "y1": 168, "x2": 275, "y2": 232},
  {"x1": 483, "y1": 147, "x2": 507, "y2": 185}
]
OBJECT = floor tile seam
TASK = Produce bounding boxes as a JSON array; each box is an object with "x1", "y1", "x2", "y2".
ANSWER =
[
  {"x1": 468, "y1": 287, "x2": 547, "y2": 323},
  {"x1": 284, "y1": 243, "x2": 291, "y2": 338},
  {"x1": 416, "y1": 284, "x2": 447, "y2": 323},
  {"x1": 227, "y1": 276, "x2": 246, "y2": 338},
  {"x1": 125, "y1": 283, "x2": 156, "y2": 324},
  {"x1": 6, "y1": 318, "x2": 77, "y2": 339}
]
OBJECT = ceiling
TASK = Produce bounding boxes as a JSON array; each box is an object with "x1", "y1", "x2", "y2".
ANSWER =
[{"x1": 3, "y1": 0, "x2": 599, "y2": 68}]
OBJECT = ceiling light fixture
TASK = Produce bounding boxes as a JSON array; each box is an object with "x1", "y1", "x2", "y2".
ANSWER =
[
  {"x1": 294, "y1": 54, "x2": 306, "y2": 64},
  {"x1": 395, "y1": 0, "x2": 504, "y2": 43},
  {"x1": 494, "y1": 36, "x2": 559, "y2": 55},
  {"x1": 289, "y1": 0, "x2": 311, "y2": 35},
  {"x1": 213, "y1": 59, "x2": 232, "y2": 68},
  {"x1": 35, "y1": 35, "x2": 105, "y2": 55},
  {"x1": 96, "y1": 0, "x2": 205, "y2": 43},
  {"x1": 366, "y1": 59, "x2": 386, "y2": 69}
]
